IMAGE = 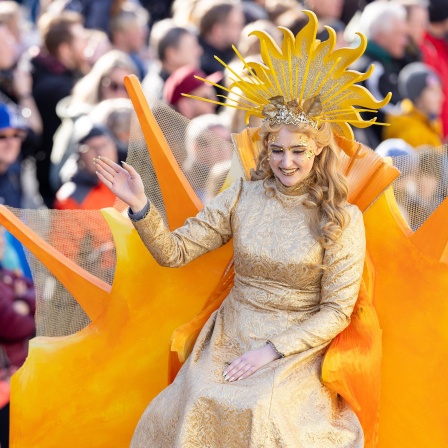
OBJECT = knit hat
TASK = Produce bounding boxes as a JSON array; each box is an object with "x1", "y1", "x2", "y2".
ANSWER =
[
  {"x1": 375, "y1": 138, "x2": 415, "y2": 157},
  {"x1": 428, "y1": 0, "x2": 448, "y2": 23},
  {"x1": 73, "y1": 116, "x2": 115, "y2": 151},
  {"x1": 163, "y1": 66, "x2": 222, "y2": 106},
  {"x1": 0, "y1": 103, "x2": 25, "y2": 131},
  {"x1": 398, "y1": 62, "x2": 440, "y2": 103}
]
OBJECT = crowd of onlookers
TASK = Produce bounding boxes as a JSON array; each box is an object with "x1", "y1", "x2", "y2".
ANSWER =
[{"x1": 0, "y1": 0, "x2": 447, "y2": 445}]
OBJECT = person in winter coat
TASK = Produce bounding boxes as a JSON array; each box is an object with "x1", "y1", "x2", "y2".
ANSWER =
[
  {"x1": 31, "y1": 11, "x2": 88, "y2": 207},
  {"x1": 384, "y1": 62, "x2": 444, "y2": 149},
  {"x1": 0, "y1": 225, "x2": 36, "y2": 448}
]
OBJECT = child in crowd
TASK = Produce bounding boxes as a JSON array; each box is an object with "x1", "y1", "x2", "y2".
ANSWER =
[{"x1": 384, "y1": 62, "x2": 444, "y2": 148}]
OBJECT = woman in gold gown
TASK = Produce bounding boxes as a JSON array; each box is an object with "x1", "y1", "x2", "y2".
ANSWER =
[
  {"x1": 94, "y1": 117, "x2": 366, "y2": 446},
  {"x1": 93, "y1": 12, "x2": 392, "y2": 446}
]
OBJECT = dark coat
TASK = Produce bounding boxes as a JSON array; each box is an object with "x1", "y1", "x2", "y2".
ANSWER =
[
  {"x1": 31, "y1": 53, "x2": 79, "y2": 205},
  {"x1": 199, "y1": 37, "x2": 235, "y2": 76},
  {"x1": 0, "y1": 162, "x2": 22, "y2": 208}
]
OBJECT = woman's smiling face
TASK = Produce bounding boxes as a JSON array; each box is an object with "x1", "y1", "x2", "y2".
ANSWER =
[{"x1": 267, "y1": 127, "x2": 322, "y2": 187}]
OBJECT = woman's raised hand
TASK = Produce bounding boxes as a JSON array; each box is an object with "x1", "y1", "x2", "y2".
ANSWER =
[{"x1": 94, "y1": 157, "x2": 147, "y2": 212}]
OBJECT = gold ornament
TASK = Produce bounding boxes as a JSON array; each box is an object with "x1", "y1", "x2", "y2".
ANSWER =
[
  {"x1": 289, "y1": 135, "x2": 309, "y2": 147},
  {"x1": 267, "y1": 134, "x2": 308, "y2": 149},
  {"x1": 305, "y1": 148, "x2": 315, "y2": 160},
  {"x1": 263, "y1": 96, "x2": 320, "y2": 129},
  {"x1": 267, "y1": 134, "x2": 277, "y2": 144}
]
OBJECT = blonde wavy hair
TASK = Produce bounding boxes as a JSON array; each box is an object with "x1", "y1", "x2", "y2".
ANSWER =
[{"x1": 251, "y1": 121, "x2": 350, "y2": 249}]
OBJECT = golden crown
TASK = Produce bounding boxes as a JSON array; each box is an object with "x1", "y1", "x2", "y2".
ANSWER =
[
  {"x1": 262, "y1": 95, "x2": 320, "y2": 129},
  {"x1": 182, "y1": 10, "x2": 391, "y2": 141}
]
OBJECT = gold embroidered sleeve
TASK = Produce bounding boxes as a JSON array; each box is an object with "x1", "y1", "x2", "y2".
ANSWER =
[
  {"x1": 131, "y1": 179, "x2": 243, "y2": 268},
  {"x1": 269, "y1": 206, "x2": 366, "y2": 357}
]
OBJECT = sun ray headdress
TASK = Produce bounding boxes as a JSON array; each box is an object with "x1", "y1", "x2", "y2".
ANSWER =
[{"x1": 184, "y1": 10, "x2": 391, "y2": 148}]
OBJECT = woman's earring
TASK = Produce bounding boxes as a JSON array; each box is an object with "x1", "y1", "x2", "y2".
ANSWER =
[{"x1": 267, "y1": 155, "x2": 270, "y2": 161}]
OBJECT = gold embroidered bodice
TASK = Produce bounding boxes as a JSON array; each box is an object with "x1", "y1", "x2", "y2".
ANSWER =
[{"x1": 133, "y1": 178, "x2": 366, "y2": 357}]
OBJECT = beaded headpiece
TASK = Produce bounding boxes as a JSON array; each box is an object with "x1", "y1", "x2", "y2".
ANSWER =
[{"x1": 182, "y1": 10, "x2": 391, "y2": 141}]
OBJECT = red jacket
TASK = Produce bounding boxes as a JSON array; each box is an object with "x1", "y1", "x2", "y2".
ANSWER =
[
  {"x1": 54, "y1": 170, "x2": 116, "y2": 211},
  {"x1": 53, "y1": 170, "x2": 117, "y2": 275},
  {"x1": 421, "y1": 32, "x2": 448, "y2": 138}
]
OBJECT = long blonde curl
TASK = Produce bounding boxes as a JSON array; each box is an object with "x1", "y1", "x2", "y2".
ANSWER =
[{"x1": 251, "y1": 121, "x2": 350, "y2": 249}]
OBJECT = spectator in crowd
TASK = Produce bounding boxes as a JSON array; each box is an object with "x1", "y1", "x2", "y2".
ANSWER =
[
  {"x1": 61, "y1": 0, "x2": 123, "y2": 35},
  {"x1": 43, "y1": 0, "x2": 113, "y2": 66},
  {"x1": 0, "y1": 1, "x2": 39, "y2": 57},
  {"x1": 0, "y1": 20, "x2": 42, "y2": 205},
  {"x1": 0, "y1": 103, "x2": 40, "y2": 278},
  {"x1": 350, "y1": 1, "x2": 409, "y2": 148},
  {"x1": 236, "y1": 19, "x2": 282, "y2": 57},
  {"x1": 47, "y1": 3, "x2": 113, "y2": 66},
  {"x1": 70, "y1": 49, "x2": 137, "y2": 107},
  {"x1": 0, "y1": 226, "x2": 36, "y2": 366},
  {"x1": 183, "y1": 114, "x2": 233, "y2": 202},
  {"x1": 376, "y1": 138, "x2": 417, "y2": 226},
  {"x1": 50, "y1": 49, "x2": 137, "y2": 192},
  {"x1": 0, "y1": 224, "x2": 36, "y2": 448},
  {"x1": 420, "y1": 0, "x2": 448, "y2": 138},
  {"x1": 54, "y1": 119, "x2": 118, "y2": 210},
  {"x1": 195, "y1": 0, "x2": 245, "y2": 75},
  {"x1": 142, "y1": 21, "x2": 203, "y2": 100},
  {"x1": 52, "y1": 119, "x2": 118, "y2": 295},
  {"x1": 91, "y1": 98, "x2": 133, "y2": 160},
  {"x1": 397, "y1": 0, "x2": 429, "y2": 63},
  {"x1": 109, "y1": 2, "x2": 150, "y2": 80},
  {"x1": 163, "y1": 66, "x2": 221, "y2": 119},
  {"x1": 0, "y1": 104, "x2": 28, "y2": 209},
  {"x1": 0, "y1": 0, "x2": 27, "y2": 59},
  {"x1": 0, "y1": 22, "x2": 42, "y2": 136},
  {"x1": 405, "y1": 149, "x2": 445, "y2": 229},
  {"x1": 304, "y1": 0, "x2": 344, "y2": 23},
  {"x1": 31, "y1": 12, "x2": 88, "y2": 207},
  {"x1": 384, "y1": 62, "x2": 444, "y2": 148}
]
